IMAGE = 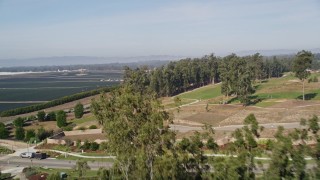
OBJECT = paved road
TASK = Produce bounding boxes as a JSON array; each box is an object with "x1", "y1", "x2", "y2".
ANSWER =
[
  {"x1": 170, "y1": 122, "x2": 307, "y2": 133},
  {"x1": 0, "y1": 156, "x2": 112, "y2": 170},
  {"x1": 0, "y1": 156, "x2": 317, "y2": 175}
]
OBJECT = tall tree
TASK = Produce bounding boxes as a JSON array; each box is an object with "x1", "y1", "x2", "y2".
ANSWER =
[
  {"x1": 56, "y1": 110, "x2": 67, "y2": 128},
  {"x1": 74, "y1": 102, "x2": 84, "y2": 119},
  {"x1": 0, "y1": 122, "x2": 9, "y2": 139},
  {"x1": 13, "y1": 117, "x2": 24, "y2": 127},
  {"x1": 293, "y1": 50, "x2": 313, "y2": 101},
  {"x1": 230, "y1": 114, "x2": 263, "y2": 179},
  {"x1": 37, "y1": 111, "x2": 46, "y2": 122},
  {"x1": 265, "y1": 126, "x2": 294, "y2": 179},
  {"x1": 219, "y1": 54, "x2": 233, "y2": 103},
  {"x1": 92, "y1": 68, "x2": 175, "y2": 180},
  {"x1": 15, "y1": 127, "x2": 25, "y2": 140},
  {"x1": 73, "y1": 160, "x2": 90, "y2": 178}
]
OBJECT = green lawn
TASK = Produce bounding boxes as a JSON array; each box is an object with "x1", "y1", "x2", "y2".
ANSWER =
[{"x1": 178, "y1": 84, "x2": 222, "y2": 100}]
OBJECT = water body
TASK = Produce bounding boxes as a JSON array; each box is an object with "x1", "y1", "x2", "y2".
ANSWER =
[{"x1": 0, "y1": 71, "x2": 49, "y2": 76}]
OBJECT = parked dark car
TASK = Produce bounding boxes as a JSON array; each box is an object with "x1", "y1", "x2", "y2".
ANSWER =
[{"x1": 34, "y1": 152, "x2": 47, "y2": 160}]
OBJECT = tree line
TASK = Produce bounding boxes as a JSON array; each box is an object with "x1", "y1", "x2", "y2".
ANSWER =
[
  {"x1": 124, "y1": 51, "x2": 315, "y2": 105},
  {"x1": 122, "y1": 53, "x2": 291, "y2": 105}
]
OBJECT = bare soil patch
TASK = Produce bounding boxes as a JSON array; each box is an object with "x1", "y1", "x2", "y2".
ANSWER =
[
  {"x1": 177, "y1": 101, "x2": 320, "y2": 126},
  {"x1": 270, "y1": 99, "x2": 319, "y2": 109}
]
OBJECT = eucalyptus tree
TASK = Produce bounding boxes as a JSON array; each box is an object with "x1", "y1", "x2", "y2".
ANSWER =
[
  {"x1": 293, "y1": 50, "x2": 313, "y2": 101},
  {"x1": 300, "y1": 115, "x2": 320, "y2": 178},
  {"x1": 265, "y1": 126, "x2": 294, "y2": 179},
  {"x1": 91, "y1": 67, "x2": 176, "y2": 180},
  {"x1": 219, "y1": 54, "x2": 234, "y2": 102},
  {"x1": 248, "y1": 53, "x2": 264, "y2": 82},
  {"x1": 229, "y1": 114, "x2": 264, "y2": 179},
  {"x1": 73, "y1": 160, "x2": 91, "y2": 178}
]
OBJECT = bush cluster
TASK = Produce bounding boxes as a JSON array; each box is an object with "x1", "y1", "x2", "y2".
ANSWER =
[{"x1": 82, "y1": 140, "x2": 100, "y2": 151}]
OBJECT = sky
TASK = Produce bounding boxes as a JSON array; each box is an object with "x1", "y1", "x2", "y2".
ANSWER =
[{"x1": 0, "y1": 0, "x2": 319, "y2": 59}]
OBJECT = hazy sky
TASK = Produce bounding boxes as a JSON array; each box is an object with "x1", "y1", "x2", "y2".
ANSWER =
[{"x1": 0, "y1": 0, "x2": 319, "y2": 59}]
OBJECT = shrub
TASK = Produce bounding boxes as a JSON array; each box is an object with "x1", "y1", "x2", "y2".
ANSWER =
[
  {"x1": 15, "y1": 127, "x2": 25, "y2": 140},
  {"x1": 29, "y1": 137, "x2": 40, "y2": 144},
  {"x1": 89, "y1": 125, "x2": 97, "y2": 129},
  {"x1": 47, "y1": 172, "x2": 60, "y2": 180},
  {"x1": 0, "y1": 123, "x2": 9, "y2": 139},
  {"x1": 27, "y1": 115, "x2": 37, "y2": 121},
  {"x1": 62, "y1": 125, "x2": 73, "y2": 131},
  {"x1": 74, "y1": 102, "x2": 84, "y2": 119},
  {"x1": 56, "y1": 110, "x2": 67, "y2": 128},
  {"x1": 90, "y1": 142, "x2": 99, "y2": 151},
  {"x1": 46, "y1": 111, "x2": 56, "y2": 121},
  {"x1": 22, "y1": 167, "x2": 38, "y2": 178},
  {"x1": 13, "y1": 117, "x2": 24, "y2": 127},
  {"x1": 25, "y1": 129, "x2": 36, "y2": 142},
  {"x1": 36, "y1": 127, "x2": 53, "y2": 141},
  {"x1": 53, "y1": 145, "x2": 70, "y2": 152},
  {"x1": 82, "y1": 140, "x2": 91, "y2": 150},
  {"x1": 76, "y1": 139, "x2": 82, "y2": 148},
  {"x1": 77, "y1": 126, "x2": 87, "y2": 131},
  {"x1": 0, "y1": 172, "x2": 12, "y2": 180},
  {"x1": 308, "y1": 75, "x2": 318, "y2": 83},
  {"x1": 65, "y1": 138, "x2": 74, "y2": 146},
  {"x1": 0, "y1": 145, "x2": 14, "y2": 154},
  {"x1": 37, "y1": 111, "x2": 46, "y2": 122}
]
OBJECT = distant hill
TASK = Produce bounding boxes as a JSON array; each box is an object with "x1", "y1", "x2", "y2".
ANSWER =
[
  {"x1": 1, "y1": 49, "x2": 319, "y2": 69},
  {"x1": 235, "y1": 48, "x2": 320, "y2": 56},
  {"x1": 0, "y1": 55, "x2": 184, "y2": 68}
]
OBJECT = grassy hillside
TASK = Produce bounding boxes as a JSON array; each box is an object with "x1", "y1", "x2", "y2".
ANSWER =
[
  {"x1": 174, "y1": 72, "x2": 320, "y2": 107},
  {"x1": 178, "y1": 84, "x2": 221, "y2": 100}
]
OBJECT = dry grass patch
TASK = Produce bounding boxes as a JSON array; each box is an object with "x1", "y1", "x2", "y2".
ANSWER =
[{"x1": 24, "y1": 121, "x2": 58, "y2": 131}]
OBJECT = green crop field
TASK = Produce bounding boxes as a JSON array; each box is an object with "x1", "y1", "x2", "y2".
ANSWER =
[{"x1": 0, "y1": 71, "x2": 122, "y2": 112}]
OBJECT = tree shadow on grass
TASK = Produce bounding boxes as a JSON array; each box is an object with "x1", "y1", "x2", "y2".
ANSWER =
[
  {"x1": 296, "y1": 93, "x2": 318, "y2": 100},
  {"x1": 247, "y1": 96, "x2": 266, "y2": 106},
  {"x1": 225, "y1": 95, "x2": 265, "y2": 106},
  {"x1": 226, "y1": 97, "x2": 239, "y2": 104}
]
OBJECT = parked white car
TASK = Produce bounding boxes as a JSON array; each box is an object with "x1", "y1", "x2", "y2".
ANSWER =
[{"x1": 20, "y1": 152, "x2": 34, "y2": 158}]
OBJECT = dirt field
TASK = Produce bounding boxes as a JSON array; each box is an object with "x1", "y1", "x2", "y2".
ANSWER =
[{"x1": 174, "y1": 99, "x2": 320, "y2": 126}]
